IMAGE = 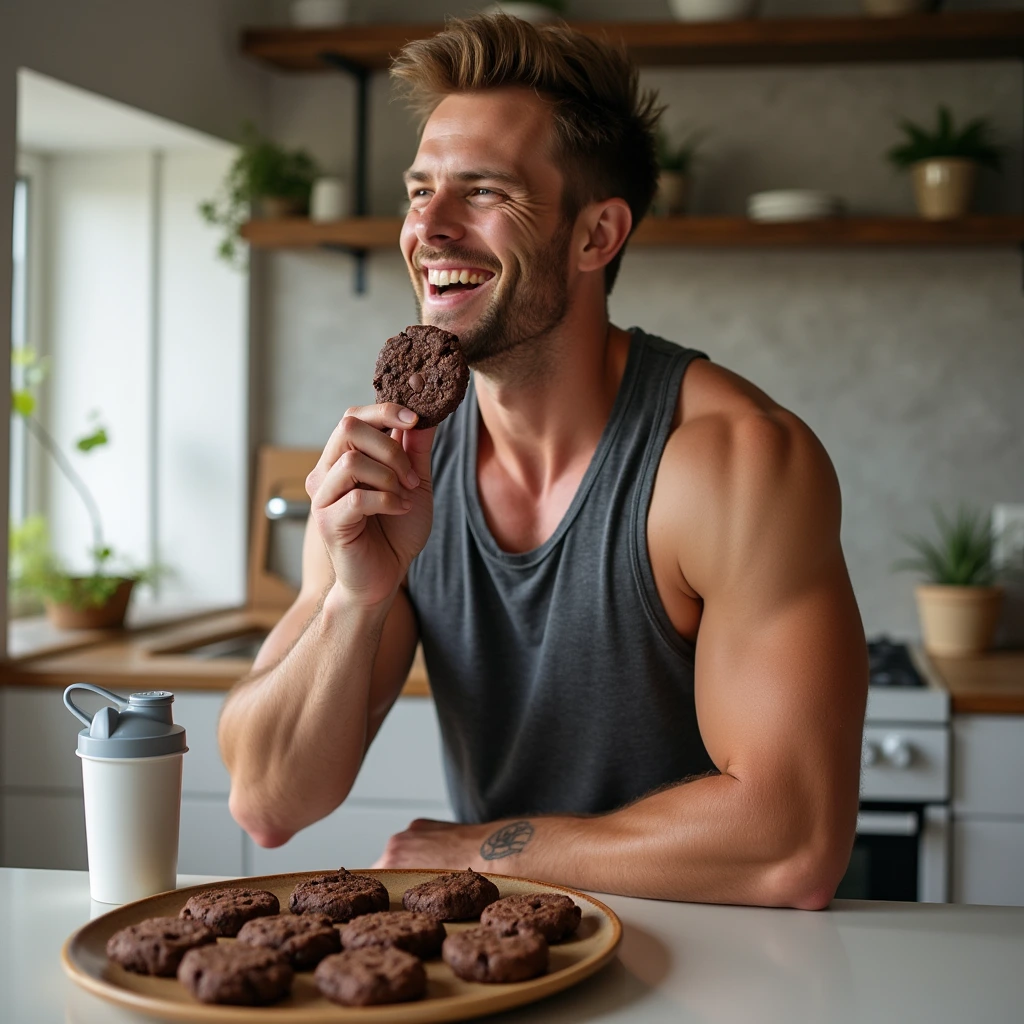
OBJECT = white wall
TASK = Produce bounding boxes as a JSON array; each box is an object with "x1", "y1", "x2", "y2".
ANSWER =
[{"x1": 159, "y1": 149, "x2": 249, "y2": 607}]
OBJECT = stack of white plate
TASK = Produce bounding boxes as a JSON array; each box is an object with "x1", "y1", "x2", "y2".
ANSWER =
[{"x1": 747, "y1": 190, "x2": 844, "y2": 223}]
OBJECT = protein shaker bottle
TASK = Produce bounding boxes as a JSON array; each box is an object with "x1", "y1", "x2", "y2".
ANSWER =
[{"x1": 63, "y1": 684, "x2": 188, "y2": 904}]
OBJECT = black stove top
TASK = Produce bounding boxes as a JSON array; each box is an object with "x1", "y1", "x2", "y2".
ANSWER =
[{"x1": 868, "y1": 636, "x2": 925, "y2": 688}]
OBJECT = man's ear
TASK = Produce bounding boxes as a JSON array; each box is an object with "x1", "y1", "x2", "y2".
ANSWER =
[{"x1": 575, "y1": 198, "x2": 633, "y2": 276}]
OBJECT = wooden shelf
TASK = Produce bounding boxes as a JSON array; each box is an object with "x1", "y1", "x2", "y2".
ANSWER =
[
  {"x1": 241, "y1": 215, "x2": 1024, "y2": 252},
  {"x1": 242, "y1": 11, "x2": 1024, "y2": 73}
]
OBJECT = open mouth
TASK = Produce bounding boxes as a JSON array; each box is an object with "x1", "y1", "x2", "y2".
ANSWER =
[{"x1": 425, "y1": 267, "x2": 495, "y2": 299}]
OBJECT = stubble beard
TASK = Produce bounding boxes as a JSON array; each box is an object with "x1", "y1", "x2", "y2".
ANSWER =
[{"x1": 416, "y1": 221, "x2": 572, "y2": 383}]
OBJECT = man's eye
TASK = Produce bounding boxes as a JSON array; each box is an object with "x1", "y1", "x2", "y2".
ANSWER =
[{"x1": 474, "y1": 189, "x2": 493, "y2": 196}]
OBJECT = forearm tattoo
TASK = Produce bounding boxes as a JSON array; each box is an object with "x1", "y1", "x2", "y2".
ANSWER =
[{"x1": 480, "y1": 820, "x2": 534, "y2": 860}]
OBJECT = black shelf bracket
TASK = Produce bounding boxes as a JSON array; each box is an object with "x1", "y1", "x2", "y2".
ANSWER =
[{"x1": 319, "y1": 51, "x2": 372, "y2": 295}]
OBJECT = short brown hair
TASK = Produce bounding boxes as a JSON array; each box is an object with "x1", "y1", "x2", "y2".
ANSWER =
[{"x1": 391, "y1": 14, "x2": 662, "y2": 294}]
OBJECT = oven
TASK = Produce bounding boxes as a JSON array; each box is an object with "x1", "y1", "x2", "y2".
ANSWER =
[{"x1": 837, "y1": 640, "x2": 952, "y2": 903}]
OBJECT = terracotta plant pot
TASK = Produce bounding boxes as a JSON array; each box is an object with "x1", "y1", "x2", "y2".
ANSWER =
[
  {"x1": 655, "y1": 171, "x2": 690, "y2": 216},
  {"x1": 254, "y1": 196, "x2": 305, "y2": 220},
  {"x1": 910, "y1": 158, "x2": 977, "y2": 220},
  {"x1": 915, "y1": 584, "x2": 1003, "y2": 657},
  {"x1": 45, "y1": 579, "x2": 135, "y2": 631}
]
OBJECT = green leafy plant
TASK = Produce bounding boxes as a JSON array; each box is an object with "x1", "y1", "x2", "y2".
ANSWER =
[
  {"x1": 892, "y1": 505, "x2": 998, "y2": 587},
  {"x1": 656, "y1": 128, "x2": 705, "y2": 175},
  {"x1": 199, "y1": 122, "x2": 318, "y2": 268},
  {"x1": 9, "y1": 349, "x2": 160, "y2": 612},
  {"x1": 886, "y1": 106, "x2": 1003, "y2": 172}
]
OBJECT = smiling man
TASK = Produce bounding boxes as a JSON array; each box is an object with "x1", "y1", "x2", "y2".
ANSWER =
[{"x1": 220, "y1": 15, "x2": 868, "y2": 909}]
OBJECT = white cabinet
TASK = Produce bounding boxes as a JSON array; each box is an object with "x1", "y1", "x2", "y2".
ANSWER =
[
  {"x1": 952, "y1": 819, "x2": 1024, "y2": 907},
  {"x1": 951, "y1": 714, "x2": 1024, "y2": 907},
  {"x1": 0, "y1": 687, "x2": 452, "y2": 880}
]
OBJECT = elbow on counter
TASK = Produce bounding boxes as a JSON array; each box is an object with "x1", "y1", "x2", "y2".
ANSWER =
[
  {"x1": 762, "y1": 836, "x2": 853, "y2": 911},
  {"x1": 228, "y1": 787, "x2": 296, "y2": 849}
]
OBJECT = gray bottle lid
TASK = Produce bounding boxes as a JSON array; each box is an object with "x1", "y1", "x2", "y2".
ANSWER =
[{"x1": 64, "y1": 683, "x2": 187, "y2": 758}]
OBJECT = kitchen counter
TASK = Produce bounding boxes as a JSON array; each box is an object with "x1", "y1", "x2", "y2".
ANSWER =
[
  {"x1": 2, "y1": 869, "x2": 1022, "y2": 1023},
  {"x1": 1, "y1": 609, "x2": 431, "y2": 698},
  {"x1": 926, "y1": 649, "x2": 1024, "y2": 714}
]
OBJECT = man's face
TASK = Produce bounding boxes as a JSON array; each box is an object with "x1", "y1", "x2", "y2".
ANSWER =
[{"x1": 400, "y1": 88, "x2": 573, "y2": 368}]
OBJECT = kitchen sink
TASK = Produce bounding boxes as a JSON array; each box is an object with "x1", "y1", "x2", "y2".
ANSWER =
[{"x1": 174, "y1": 630, "x2": 269, "y2": 661}]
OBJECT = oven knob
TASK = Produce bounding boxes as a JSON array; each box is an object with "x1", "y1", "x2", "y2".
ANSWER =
[
  {"x1": 882, "y1": 734, "x2": 913, "y2": 769},
  {"x1": 862, "y1": 740, "x2": 881, "y2": 768}
]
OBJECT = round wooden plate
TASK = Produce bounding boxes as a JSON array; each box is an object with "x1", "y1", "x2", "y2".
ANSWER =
[{"x1": 62, "y1": 869, "x2": 622, "y2": 1022}]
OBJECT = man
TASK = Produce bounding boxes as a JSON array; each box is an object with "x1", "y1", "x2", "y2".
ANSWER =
[{"x1": 219, "y1": 15, "x2": 867, "y2": 909}]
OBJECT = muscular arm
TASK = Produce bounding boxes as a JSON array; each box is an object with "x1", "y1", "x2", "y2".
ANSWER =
[
  {"x1": 379, "y1": 404, "x2": 867, "y2": 909},
  {"x1": 219, "y1": 515, "x2": 418, "y2": 847},
  {"x1": 220, "y1": 404, "x2": 433, "y2": 848}
]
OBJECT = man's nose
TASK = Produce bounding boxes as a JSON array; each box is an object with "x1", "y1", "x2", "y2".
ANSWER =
[{"x1": 413, "y1": 191, "x2": 466, "y2": 248}]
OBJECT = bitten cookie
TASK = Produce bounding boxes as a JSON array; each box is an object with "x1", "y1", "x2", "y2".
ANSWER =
[
  {"x1": 236, "y1": 912, "x2": 341, "y2": 971},
  {"x1": 315, "y1": 947, "x2": 426, "y2": 1007},
  {"x1": 341, "y1": 910, "x2": 446, "y2": 958},
  {"x1": 480, "y1": 893, "x2": 582, "y2": 943},
  {"x1": 178, "y1": 887, "x2": 280, "y2": 938},
  {"x1": 178, "y1": 944, "x2": 293, "y2": 1006},
  {"x1": 372, "y1": 325, "x2": 469, "y2": 429},
  {"x1": 105, "y1": 916, "x2": 215, "y2": 977},
  {"x1": 289, "y1": 868, "x2": 390, "y2": 923},
  {"x1": 442, "y1": 926, "x2": 548, "y2": 984},
  {"x1": 402, "y1": 868, "x2": 500, "y2": 921}
]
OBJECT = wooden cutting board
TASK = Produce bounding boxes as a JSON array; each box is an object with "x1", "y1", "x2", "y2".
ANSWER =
[{"x1": 62, "y1": 869, "x2": 622, "y2": 1022}]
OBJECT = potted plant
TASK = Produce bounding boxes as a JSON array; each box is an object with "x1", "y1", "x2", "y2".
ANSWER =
[
  {"x1": 654, "y1": 129, "x2": 704, "y2": 217},
  {"x1": 485, "y1": 1, "x2": 566, "y2": 23},
  {"x1": 893, "y1": 505, "x2": 1003, "y2": 657},
  {"x1": 9, "y1": 349, "x2": 158, "y2": 630},
  {"x1": 199, "y1": 122, "x2": 318, "y2": 267},
  {"x1": 886, "y1": 105, "x2": 1003, "y2": 220}
]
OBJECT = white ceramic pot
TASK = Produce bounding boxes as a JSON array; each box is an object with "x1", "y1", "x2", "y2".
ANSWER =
[
  {"x1": 80, "y1": 751, "x2": 184, "y2": 904},
  {"x1": 861, "y1": 0, "x2": 929, "y2": 16},
  {"x1": 310, "y1": 177, "x2": 349, "y2": 221},
  {"x1": 290, "y1": 0, "x2": 350, "y2": 28},
  {"x1": 910, "y1": 158, "x2": 977, "y2": 220},
  {"x1": 486, "y1": 3, "x2": 562, "y2": 24},
  {"x1": 668, "y1": 0, "x2": 760, "y2": 21}
]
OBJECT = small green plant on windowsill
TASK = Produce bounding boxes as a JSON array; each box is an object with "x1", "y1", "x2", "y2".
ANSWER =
[
  {"x1": 654, "y1": 129, "x2": 705, "y2": 217},
  {"x1": 9, "y1": 348, "x2": 163, "y2": 629},
  {"x1": 199, "y1": 121, "x2": 318, "y2": 269}
]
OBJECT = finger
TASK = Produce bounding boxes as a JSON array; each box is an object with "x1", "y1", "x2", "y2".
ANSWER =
[
  {"x1": 402, "y1": 426, "x2": 437, "y2": 485},
  {"x1": 312, "y1": 450, "x2": 411, "y2": 511},
  {"x1": 309, "y1": 406, "x2": 418, "y2": 492},
  {"x1": 322, "y1": 488, "x2": 412, "y2": 531}
]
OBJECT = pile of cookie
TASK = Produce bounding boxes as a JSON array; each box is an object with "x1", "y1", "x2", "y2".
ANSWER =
[{"x1": 105, "y1": 867, "x2": 582, "y2": 1008}]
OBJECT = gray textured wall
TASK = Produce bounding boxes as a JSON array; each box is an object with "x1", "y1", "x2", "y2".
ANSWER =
[{"x1": 259, "y1": 1, "x2": 1024, "y2": 639}]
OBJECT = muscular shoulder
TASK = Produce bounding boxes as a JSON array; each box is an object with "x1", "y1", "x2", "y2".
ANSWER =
[{"x1": 649, "y1": 358, "x2": 842, "y2": 600}]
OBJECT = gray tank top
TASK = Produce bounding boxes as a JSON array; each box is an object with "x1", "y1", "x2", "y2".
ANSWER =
[{"x1": 406, "y1": 328, "x2": 716, "y2": 823}]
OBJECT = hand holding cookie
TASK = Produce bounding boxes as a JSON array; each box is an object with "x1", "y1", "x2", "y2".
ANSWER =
[{"x1": 306, "y1": 326, "x2": 468, "y2": 609}]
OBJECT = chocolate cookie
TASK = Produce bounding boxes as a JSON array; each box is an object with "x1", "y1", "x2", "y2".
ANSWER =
[
  {"x1": 372, "y1": 325, "x2": 469, "y2": 429},
  {"x1": 315, "y1": 947, "x2": 426, "y2": 1007},
  {"x1": 178, "y1": 887, "x2": 280, "y2": 938},
  {"x1": 289, "y1": 868, "x2": 390, "y2": 923},
  {"x1": 105, "y1": 916, "x2": 215, "y2": 977},
  {"x1": 178, "y1": 944, "x2": 293, "y2": 1006},
  {"x1": 442, "y1": 926, "x2": 548, "y2": 983},
  {"x1": 341, "y1": 910, "x2": 446, "y2": 958},
  {"x1": 480, "y1": 893, "x2": 582, "y2": 943},
  {"x1": 236, "y1": 912, "x2": 341, "y2": 971},
  {"x1": 402, "y1": 868, "x2": 500, "y2": 921}
]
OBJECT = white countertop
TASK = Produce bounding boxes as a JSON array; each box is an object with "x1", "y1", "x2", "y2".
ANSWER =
[{"x1": 2, "y1": 868, "x2": 1022, "y2": 1023}]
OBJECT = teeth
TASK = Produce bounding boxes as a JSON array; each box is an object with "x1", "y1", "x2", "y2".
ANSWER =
[{"x1": 425, "y1": 268, "x2": 490, "y2": 290}]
